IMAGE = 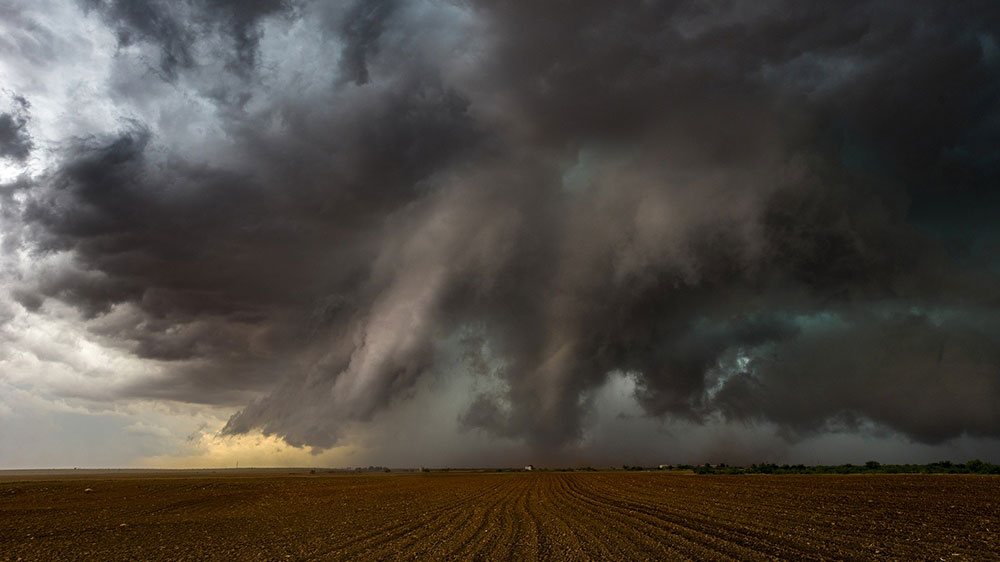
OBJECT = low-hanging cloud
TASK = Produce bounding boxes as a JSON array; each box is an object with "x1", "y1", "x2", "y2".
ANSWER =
[{"x1": 2, "y1": 0, "x2": 999, "y2": 460}]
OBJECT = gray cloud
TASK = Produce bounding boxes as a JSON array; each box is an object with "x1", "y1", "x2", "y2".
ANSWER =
[
  {"x1": 337, "y1": 0, "x2": 399, "y2": 85},
  {"x1": 0, "y1": 95, "x2": 32, "y2": 162},
  {"x1": 713, "y1": 307, "x2": 1000, "y2": 441},
  {"x1": 82, "y1": 0, "x2": 288, "y2": 77},
  {"x1": 3, "y1": 0, "x2": 1000, "y2": 461}
]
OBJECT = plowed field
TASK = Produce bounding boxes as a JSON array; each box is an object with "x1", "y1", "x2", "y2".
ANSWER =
[{"x1": 2, "y1": 471, "x2": 998, "y2": 561}]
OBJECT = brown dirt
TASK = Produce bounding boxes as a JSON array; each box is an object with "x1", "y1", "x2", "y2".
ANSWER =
[{"x1": 1, "y1": 471, "x2": 997, "y2": 561}]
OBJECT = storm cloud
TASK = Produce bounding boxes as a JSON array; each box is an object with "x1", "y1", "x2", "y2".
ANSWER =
[
  {"x1": 0, "y1": 95, "x2": 32, "y2": 162},
  {"x1": 2, "y1": 0, "x2": 999, "y2": 462}
]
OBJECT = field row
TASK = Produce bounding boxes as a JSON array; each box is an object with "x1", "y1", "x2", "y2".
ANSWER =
[{"x1": 2, "y1": 471, "x2": 998, "y2": 561}]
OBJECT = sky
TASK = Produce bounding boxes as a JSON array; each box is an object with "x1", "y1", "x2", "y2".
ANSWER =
[{"x1": 1, "y1": 0, "x2": 999, "y2": 469}]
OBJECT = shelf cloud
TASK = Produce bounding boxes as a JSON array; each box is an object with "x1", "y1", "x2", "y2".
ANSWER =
[{"x1": 2, "y1": 0, "x2": 999, "y2": 463}]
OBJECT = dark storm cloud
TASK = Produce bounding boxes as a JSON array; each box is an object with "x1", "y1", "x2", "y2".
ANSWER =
[
  {"x1": 711, "y1": 307, "x2": 1000, "y2": 443},
  {"x1": 82, "y1": 0, "x2": 195, "y2": 76},
  {"x1": 0, "y1": 96, "x2": 32, "y2": 162},
  {"x1": 338, "y1": 0, "x2": 398, "y2": 85},
  {"x1": 7, "y1": 0, "x2": 1000, "y2": 454},
  {"x1": 82, "y1": 0, "x2": 288, "y2": 76}
]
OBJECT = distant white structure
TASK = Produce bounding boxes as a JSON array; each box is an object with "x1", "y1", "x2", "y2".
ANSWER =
[{"x1": 524, "y1": 465, "x2": 534, "y2": 471}]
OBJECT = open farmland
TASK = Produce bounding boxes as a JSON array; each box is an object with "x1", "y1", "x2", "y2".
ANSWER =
[{"x1": 1, "y1": 471, "x2": 998, "y2": 561}]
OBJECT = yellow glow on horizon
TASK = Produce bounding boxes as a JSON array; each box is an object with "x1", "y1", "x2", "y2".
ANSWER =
[{"x1": 137, "y1": 430, "x2": 359, "y2": 469}]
